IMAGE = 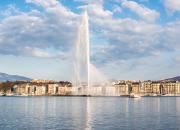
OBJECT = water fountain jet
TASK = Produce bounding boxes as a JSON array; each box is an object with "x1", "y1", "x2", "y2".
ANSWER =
[
  {"x1": 74, "y1": 11, "x2": 90, "y2": 95},
  {"x1": 73, "y1": 11, "x2": 110, "y2": 96}
]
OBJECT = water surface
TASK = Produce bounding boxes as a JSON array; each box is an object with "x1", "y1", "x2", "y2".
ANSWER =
[{"x1": 0, "y1": 96, "x2": 180, "y2": 130}]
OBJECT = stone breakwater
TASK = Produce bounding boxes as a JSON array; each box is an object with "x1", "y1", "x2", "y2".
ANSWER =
[{"x1": 0, "y1": 80, "x2": 180, "y2": 96}]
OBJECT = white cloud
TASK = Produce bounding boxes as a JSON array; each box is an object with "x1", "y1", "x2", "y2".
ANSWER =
[
  {"x1": 24, "y1": 47, "x2": 51, "y2": 58},
  {"x1": 112, "y1": 5, "x2": 122, "y2": 13},
  {"x1": 26, "y1": 0, "x2": 77, "y2": 17},
  {"x1": 23, "y1": 46, "x2": 67, "y2": 59},
  {"x1": 1, "y1": 0, "x2": 179, "y2": 80},
  {"x1": 83, "y1": 0, "x2": 180, "y2": 66},
  {"x1": 164, "y1": 0, "x2": 180, "y2": 13},
  {"x1": 0, "y1": 0, "x2": 180, "y2": 67},
  {"x1": 85, "y1": 2, "x2": 160, "y2": 62},
  {"x1": 88, "y1": 3, "x2": 112, "y2": 18},
  {"x1": 0, "y1": 4, "x2": 21, "y2": 17},
  {"x1": 73, "y1": 0, "x2": 103, "y2": 4},
  {"x1": 162, "y1": 21, "x2": 180, "y2": 50},
  {"x1": 0, "y1": 0, "x2": 79, "y2": 58},
  {"x1": 121, "y1": 0, "x2": 160, "y2": 22},
  {"x1": 26, "y1": 0, "x2": 59, "y2": 8}
]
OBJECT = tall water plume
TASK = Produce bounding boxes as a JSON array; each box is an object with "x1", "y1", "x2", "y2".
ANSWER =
[
  {"x1": 74, "y1": 11, "x2": 90, "y2": 90},
  {"x1": 73, "y1": 11, "x2": 109, "y2": 95}
]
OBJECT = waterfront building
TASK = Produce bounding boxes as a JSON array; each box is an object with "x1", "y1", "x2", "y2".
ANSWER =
[
  {"x1": 176, "y1": 81, "x2": 180, "y2": 94},
  {"x1": 162, "y1": 81, "x2": 180, "y2": 95},
  {"x1": 31, "y1": 79, "x2": 54, "y2": 84},
  {"x1": 35, "y1": 85, "x2": 47, "y2": 95},
  {"x1": 48, "y1": 84, "x2": 58, "y2": 95},
  {"x1": 131, "y1": 82, "x2": 140, "y2": 94},
  {"x1": 64, "y1": 85, "x2": 73, "y2": 95},
  {"x1": 104, "y1": 87, "x2": 117, "y2": 96},
  {"x1": 114, "y1": 83, "x2": 129, "y2": 95},
  {"x1": 2, "y1": 80, "x2": 180, "y2": 96},
  {"x1": 142, "y1": 81, "x2": 152, "y2": 94},
  {"x1": 14, "y1": 84, "x2": 28, "y2": 95},
  {"x1": 58, "y1": 86, "x2": 66, "y2": 95},
  {"x1": 4, "y1": 88, "x2": 12, "y2": 95},
  {"x1": 151, "y1": 81, "x2": 161, "y2": 94}
]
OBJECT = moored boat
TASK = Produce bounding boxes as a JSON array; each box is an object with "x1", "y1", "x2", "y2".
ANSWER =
[{"x1": 129, "y1": 93, "x2": 141, "y2": 98}]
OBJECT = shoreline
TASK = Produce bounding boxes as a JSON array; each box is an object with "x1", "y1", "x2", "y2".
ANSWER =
[{"x1": 1, "y1": 94, "x2": 180, "y2": 97}]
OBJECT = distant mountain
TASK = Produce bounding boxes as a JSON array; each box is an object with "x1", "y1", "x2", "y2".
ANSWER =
[
  {"x1": 0, "y1": 72, "x2": 32, "y2": 82},
  {"x1": 165, "y1": 76, "x2": 180, "y2": 81}
]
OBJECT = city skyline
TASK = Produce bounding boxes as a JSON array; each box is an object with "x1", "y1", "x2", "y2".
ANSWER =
[{"x1": 0, "y1": 0, "x2": 180, "y2": 81}]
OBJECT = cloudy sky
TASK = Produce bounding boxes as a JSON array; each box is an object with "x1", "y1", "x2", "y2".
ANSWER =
[{"x1": 0, "y1": 0, "x2": 180, "y2": 81}]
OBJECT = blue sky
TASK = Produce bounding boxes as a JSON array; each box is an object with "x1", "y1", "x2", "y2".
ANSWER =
[{"x1": 0, "y1": 0, "x2": 180, "y2": 81}]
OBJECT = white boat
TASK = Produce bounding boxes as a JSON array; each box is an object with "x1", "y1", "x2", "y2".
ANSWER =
[
  {"x1": 6, "y1": 93, "x2": 14, "y2": 96},
  {"x1": 13, "y1": 93, "x2": 28, "y2": 97},
  {"x1": 129, "y1": 93, "x2": 141, "y2": 98}
]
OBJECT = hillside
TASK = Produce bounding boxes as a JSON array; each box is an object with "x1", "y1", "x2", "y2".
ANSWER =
[{"x1": 0, "y1": 72, "x2": 32, "y2": 82}]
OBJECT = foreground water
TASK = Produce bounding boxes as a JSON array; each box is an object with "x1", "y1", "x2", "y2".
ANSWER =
[{"x1": 0, "y1": 97, "x2": 180, "y2": 130}]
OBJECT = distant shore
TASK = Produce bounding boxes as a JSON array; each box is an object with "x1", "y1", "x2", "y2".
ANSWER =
[
  {"x1": 1, "y1": 80, "x2": 180, "y2": 97},
  {"x1": 1, "y1": 93, "x2": 180, "y2": 97}
]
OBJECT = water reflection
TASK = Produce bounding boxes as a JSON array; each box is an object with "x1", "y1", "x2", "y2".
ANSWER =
[
  {"x1": 85, "y1": 97, "x2": 92, "y2": 130},
  {"x1": 1, "y1": 97, "x2": 180, "y2": 130}
]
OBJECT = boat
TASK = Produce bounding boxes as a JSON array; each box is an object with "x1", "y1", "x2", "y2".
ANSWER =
[
  {"x1": 5, "y1": 93, "x2": 14, "y2": 96},
  {"x1": 13, "y1": 93, "x2": 28, "y2": 97},
  {"x1": 129, "y1": 93, "x2": 141, "y2": 98}
]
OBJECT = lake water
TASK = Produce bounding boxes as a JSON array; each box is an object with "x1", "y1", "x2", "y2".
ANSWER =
[{"x1": 0, "y1": 96, "x2": 180, "y2": 130}]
